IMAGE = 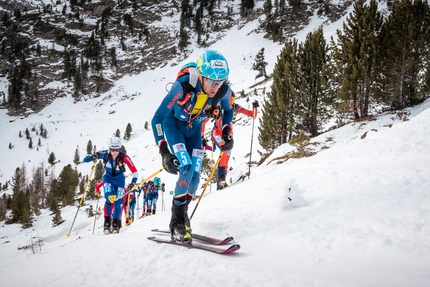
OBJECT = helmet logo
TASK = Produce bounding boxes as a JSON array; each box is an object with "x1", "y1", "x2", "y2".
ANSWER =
[{"x1": 210, "y1": 60, "x2": 227, "y2": 68}]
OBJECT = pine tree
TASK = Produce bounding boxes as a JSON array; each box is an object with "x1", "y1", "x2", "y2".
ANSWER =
[
  {"x1": 379, "y1": 0, "x2": 430, "y2": 109},
  {"x1": 48, "y1": 152, "x2": 56, "y2": 165},
  {"x1": 46, "y1": 179, "x2": 59, "y2": 211},
  {"x1": 178, "y1": 0, "x2": 191, "y2": 51},
  {"x1": 115, "y1": 129, "x2": 121, "y2": 138},
  {"x1": 86, "y1": 140, "x2": 93, "y2": 155},
  {"x1": 20, "y1": 189, "x2": 32, "y2": 228},
  {"x1": 258, "y1": 38, "x2": 299, "y2": 151},
  {"x1": 31, "y1": 163, "x2": 46, "y2": 210},
  {"x1": 79, "y1": 177, "x2": 86, "y2": 195},
  {"x1": 73, "y1": 147, "x2": 80, "y2": 165},
  {"x1": 241, "y1": 0, "x2": 255, "y2": 17},
  {"x1": 264, "y1": 0, "x2": 273, "y2": 16},
  {"x1": 252, "y1": 48, "x2": 269, "y2": 79},
  {"x1": 94, "y1": 161, "x2": 104, "y2": 181},
  {"x1": 110, "y1": 47, "x2": 117, "y2": 67},
  {"x1": 297, "y1": 27, "x2": 331, "y2": 137},
  {"x1": 86, "y1": 180, "x2": 97, "y2": 200},
  {"x1": 28, "y1": 137, "x2": 33, "y2": 149},
  {"x1": 124, "y1": 123, "x2": 132, "y2": 140},
  {"x1": 0, "y1": 195, "x2": 7, "y2": 222},
  {"x1": 333, "y1": 0, "x2": 383, "y2": 119},
  {"x1": 52, "y1": 209, "x2": 63, "y2": 227},
  {"x1": 57, "y1": 164, "x2": 79, "y2": 206},
  {"x1": 9, "y1": 165, "x2": 32, "y2": 227}
]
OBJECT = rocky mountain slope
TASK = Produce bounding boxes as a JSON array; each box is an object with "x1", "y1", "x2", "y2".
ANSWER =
[{"x1": 0, "y1": 0, "x2": 355, "y2": 115}]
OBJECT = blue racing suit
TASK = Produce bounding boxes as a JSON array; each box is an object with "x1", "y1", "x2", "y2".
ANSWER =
[{"x1": 151, "y1": 65, "x2": 234, "y2": 203}]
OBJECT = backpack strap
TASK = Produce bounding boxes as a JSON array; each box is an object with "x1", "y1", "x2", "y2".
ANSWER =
[
  {"x1": 176, "y1": 63, "x2": 199, "y2": 107},
  {"x1": 117, "y1": 152, "x2": 126, "y2": 173},
  {"x1": 103, "y1": 152, "x2": 126, "y2": 174}
]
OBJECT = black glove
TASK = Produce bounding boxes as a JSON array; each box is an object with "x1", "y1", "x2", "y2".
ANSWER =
[
  {"x1": 127, "y1": 183, "x2": 135, "y2": 191},
  {"x1": 202, "y1": 137, "x2": 208, "y2": 147},
  {"x1": 221, "y1": 126, "x2": 234, "y2": 151},
  {"x1": 159, "y1": 141, "x2": 179, "y2": 175},
  {"x1": 252, "y1": 100, "x2": 259, "y2": 108}
]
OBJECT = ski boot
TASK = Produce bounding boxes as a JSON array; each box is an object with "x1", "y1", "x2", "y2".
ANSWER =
[
  {"x1": 217, "y1": 179, "x2": 228, "y2": 190},
  {"x1": 170, "y1": 199, "x2": 192, "y2": 243},
  {"x1": 171, "y1": 223, "x2": 192, "y2": 243},
  {"x1": 111, "y1": 218, "x2": 120, "y2": 234},
  {"x1": 103, "y1": 216, "x2": 111, "y2": 235}
]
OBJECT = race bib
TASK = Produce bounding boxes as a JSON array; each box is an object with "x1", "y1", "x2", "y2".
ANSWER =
[
  {"x1": 172, "y1": 143, "x2": 191, "y2": 167},
  {"x1": 192, "y1": 149, "x2": 204, "y2": 172}
]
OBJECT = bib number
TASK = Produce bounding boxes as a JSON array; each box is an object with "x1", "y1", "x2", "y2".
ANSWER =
[
  {"x1": 172, "y1": 143, "x2": 191, "y2": 167},
  {"x1": 192, "y1": 149, "x2": 204, "y2": 172}
]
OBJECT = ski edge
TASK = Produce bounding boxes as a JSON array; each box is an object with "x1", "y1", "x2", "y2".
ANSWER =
[
  {"x1": 147, "y1": 236, "x2": 240, "y2": 254},
  {"x1": 151, "y1": 229, "x2": 234, "y2": 245}
]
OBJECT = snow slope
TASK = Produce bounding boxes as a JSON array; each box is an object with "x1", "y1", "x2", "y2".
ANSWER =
[{"x1": 1, "y1": 2, "x2": 430, "y2": 286}]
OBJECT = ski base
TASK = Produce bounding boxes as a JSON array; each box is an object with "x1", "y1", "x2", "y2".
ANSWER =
[
  {"x1": 147, "y1": 236, "x2": 240, "y2": 254},
  {"x1": 151, "y1": 229, "x2": 234, "y2": 245}
]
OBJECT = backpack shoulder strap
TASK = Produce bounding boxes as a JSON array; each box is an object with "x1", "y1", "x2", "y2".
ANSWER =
[
  {"x1": 117, "y1": 152, "x2": 126, "y2": 172},
  {"x1": 103, "y1": 153, "x2": 109, "y2": 165},
  {"x1": 176, "y1": 63, "x2": 199, "y2": 107},
  {"x1": 177, "y1": 62, "x2": 199, "y2": 90}
]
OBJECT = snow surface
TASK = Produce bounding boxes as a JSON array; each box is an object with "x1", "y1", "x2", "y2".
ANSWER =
[{"x1": 1, "y1": 4, "x2": 430, "y2": 287}]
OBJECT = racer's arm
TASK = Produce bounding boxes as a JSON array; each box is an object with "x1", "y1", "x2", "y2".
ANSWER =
[
  {"x1": 151, "y1": 81, "x2": 185, "y2": 146},
  {"x1": 219, "y1": 86, "x2": 235, "y2": 129},
  {"x1": 235, "y1": 105, "x2": 257, "y2": 118},
  {"x1": 123, "y1": 155, "x2": 138, "y2": 184}
]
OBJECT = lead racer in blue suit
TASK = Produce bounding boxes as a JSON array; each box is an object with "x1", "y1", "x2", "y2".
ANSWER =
[{"x1": 151, "y1": 50, "x2": 235, "y2": 242}]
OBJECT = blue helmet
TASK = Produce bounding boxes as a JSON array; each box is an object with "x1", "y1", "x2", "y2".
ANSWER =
[{"x1": 196, "y1": 50, "x2": 229, "y2": 80}]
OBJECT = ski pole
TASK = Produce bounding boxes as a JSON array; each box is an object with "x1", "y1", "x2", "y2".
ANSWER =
[
  {"x1": 92, "y1": 195, "x2": 100, "y2": 235},
  {"x1": 210, "y1": 142, "x2": 214, "y2": 194},
  {"x1": 115, "y1": 167, "x2": 164, "y2": 202},
  {"x1": 161, "y1": 190, "x2": 165, "y2": 211},
  {"x1": 67, "y1": 160, "x2": 97, "y2": 237},
  {"x1": 190, "y1": 152, "x2": 224, "y2": 220},
  {"x1": 247, "y1": 110, "x2": 256, "y2": 178}
]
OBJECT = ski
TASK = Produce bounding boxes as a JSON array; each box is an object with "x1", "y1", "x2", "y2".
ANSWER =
[
  {"x1": 151, "y1": 229, "x2": 234, "y2": 245},
  {"x1": 222, "y1": 175, "x2": 246, "y2": 190},
  {"x1": 147, "y1": 236, "x2": 240, "y2": 254}
]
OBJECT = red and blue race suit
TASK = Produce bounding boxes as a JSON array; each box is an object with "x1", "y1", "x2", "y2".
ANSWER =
[{"x1": 97, "y1": 150, "x2": 138, "y2": 220}]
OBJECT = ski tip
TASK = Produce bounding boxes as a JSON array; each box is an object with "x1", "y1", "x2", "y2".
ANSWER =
[{"x1": 223, "y1": 244, "x2": 241, "y2": 254}]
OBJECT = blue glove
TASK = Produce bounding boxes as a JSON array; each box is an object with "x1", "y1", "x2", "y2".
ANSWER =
[{"x1": 83, "y1": 155, "x2": 95, "y2": 163}]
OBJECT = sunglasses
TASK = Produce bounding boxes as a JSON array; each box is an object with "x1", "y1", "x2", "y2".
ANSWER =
[
  {"x1": 204, "y1": 77, "x2": 225, "y2": 87},
  {"x1": 110, "y1": 149, "x2": 120, "y2": 152}
]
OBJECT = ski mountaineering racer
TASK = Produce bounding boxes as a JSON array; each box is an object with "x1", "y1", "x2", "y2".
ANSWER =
[
  {"x1": 83, "y1": 136, "x2": 138, "y2": 234},
  {"x1": 151, "y1": 50, "x2": 235, "y2": 242}
]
